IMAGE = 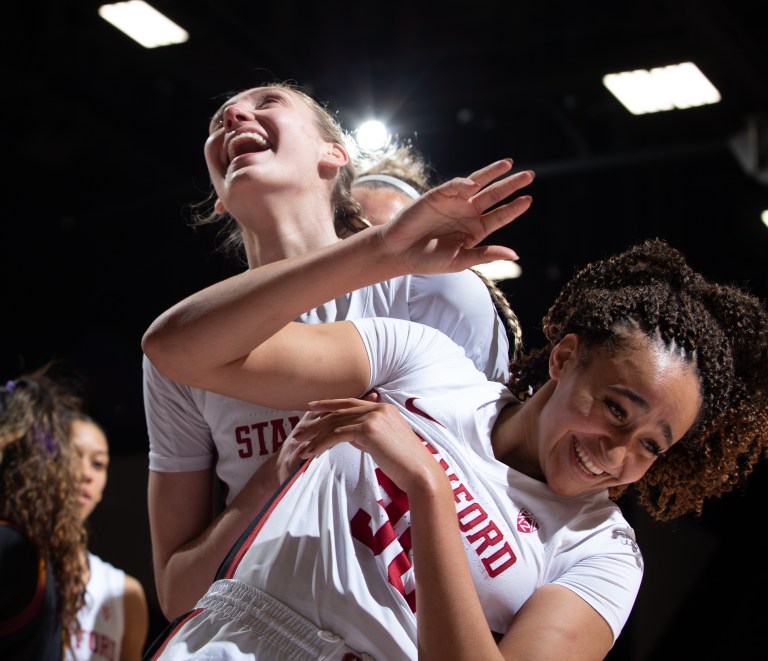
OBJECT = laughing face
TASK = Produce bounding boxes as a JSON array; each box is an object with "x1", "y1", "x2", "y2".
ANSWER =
[
  {"x1": 203, "y1": 86, "x2": 347, "y2": 219},
  {"x1": 535, "y1": 332, "x2": 702, "y2": 497}
]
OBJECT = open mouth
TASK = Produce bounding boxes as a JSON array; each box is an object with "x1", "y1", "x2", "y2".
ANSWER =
[
  {"x1": 227, "y1": 132, "x2": 272, "y2": 163},
  {"x1": 573, "y1": 438, "x2": 605, "y2": 476}
]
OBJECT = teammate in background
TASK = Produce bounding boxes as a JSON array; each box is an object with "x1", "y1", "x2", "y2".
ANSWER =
[
  {"x1": 143, "y1": 81, "x2": 518, "y2": 620},
  {"x1": 1, "y1": 365, "x2": 87, "y2": 660},
  {"x1": 351, "y1": 141, "x2": 524, "y2": 360},
  {"x1": 68, "y1": 414, "x2": 149, "y2": 661}
]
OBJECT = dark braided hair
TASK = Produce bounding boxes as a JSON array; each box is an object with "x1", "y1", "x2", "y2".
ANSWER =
[
  {"x1": 509, "y1": 239, "x2": 768, "y2": 520},
  {"x1": 471, "y1": 267, "x2": 524, "y2": 360}
]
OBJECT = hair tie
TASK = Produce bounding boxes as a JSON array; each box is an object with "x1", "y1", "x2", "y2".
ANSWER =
[
  {"x1": 353, "y1": 174, "x2": 421, "y2": 200},
  {"x1": 34, "y1": 427, "x2": 60, "y2": 455},
  {"x1": 5, "y1": 380, "x2": 15, "y2": 392}
]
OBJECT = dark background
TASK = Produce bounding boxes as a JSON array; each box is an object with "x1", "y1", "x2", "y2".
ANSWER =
[{"x1": 3, "y1": 1, "x2": 767, "y2": 658}]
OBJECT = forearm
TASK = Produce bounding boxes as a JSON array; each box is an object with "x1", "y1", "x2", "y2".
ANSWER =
[
  {"x1": 142, "y1": 166, "x2": 531, "y2": 385},
  {"x1": 409, "y1": 470, "x2": 504, "y2": 661},
  {"x1": 142, "y1": 230, "x2": 393, "y2": 383},
  {"x1": 153, "y1": 459, "x2": 282, "y2": 619}
]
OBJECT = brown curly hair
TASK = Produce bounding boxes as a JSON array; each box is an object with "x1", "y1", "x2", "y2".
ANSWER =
[
  {"x1": 353, "y1": 141, "x2": 435, "y2": 195},
  {"x1": 189, "y1": 80, "x2": 367, "y2": 264},
  {"x1": 0, "y1": 363, "x2": 88, "y2": 653},
  {"x1": 509, "y1": 238, "x2": 768, "y2": 521}
]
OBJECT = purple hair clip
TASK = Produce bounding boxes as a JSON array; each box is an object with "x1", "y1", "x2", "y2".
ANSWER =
[
  {"x1": 5, "y1": 380, "x2": 15, "y2": 392},
  {"x1": 33, "y1": 427, "x2": 60, "y2": 455}
]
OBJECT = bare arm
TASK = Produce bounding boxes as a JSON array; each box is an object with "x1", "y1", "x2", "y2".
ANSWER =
[
  {"x1": 120, "y1": 573, "x2": 149, "y2": 661},
  {"x1": 142, "y1": 162, "x2": 533, "y2": 395},
  {"x1": 147, "y1": 459, "x2": 285, "y2": 619},
  {"x1": 148, "y1": 469, "x2": 216, "y2": 618}
]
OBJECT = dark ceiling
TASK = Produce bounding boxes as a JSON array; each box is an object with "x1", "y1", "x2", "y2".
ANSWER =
[
  {"x1": 7, "y1": 0, "x2": 768, "y2": 397},
  {"x1": 4, "y1": 0, "x2": 768, "y2": 656}
]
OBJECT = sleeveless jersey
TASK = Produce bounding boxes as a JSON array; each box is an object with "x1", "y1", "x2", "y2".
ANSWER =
[{"x1": 67, "y1": 553, "x2": 125, "y2": 661}]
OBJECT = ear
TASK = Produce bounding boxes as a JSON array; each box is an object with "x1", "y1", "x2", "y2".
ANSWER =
[
  {"x1": 549, "y1": 333, "x2": 580, "y2": 380},
  {"x1": 214, "y1": 198, "x2": 226, "y2": 214},
  {"x1": 319, "y1": 141, "x2": 349, "y2": 170}
]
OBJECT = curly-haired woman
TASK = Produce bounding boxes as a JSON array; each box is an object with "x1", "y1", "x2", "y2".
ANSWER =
[
  {"x1": 0, "y1": 365, "x2": 88, "y2": 660},
  {"x1": 142, "y1": 162, "x2": 768, "y2": 660}
]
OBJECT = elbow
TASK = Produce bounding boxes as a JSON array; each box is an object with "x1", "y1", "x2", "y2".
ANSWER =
[
  {"x1": 141, "y1": 322, "x2": 165, "y2": 369},
  {"x1": 142, "y1": 320, "x2": 188, "y2": 384},
  {"x1": 156, "y1": 582, "x2": 193, "y2": 622}
]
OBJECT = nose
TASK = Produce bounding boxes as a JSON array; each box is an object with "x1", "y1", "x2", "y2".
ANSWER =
[
  {"x1": 79, "y1": 457, "x2": 93, "y2": 483},
  {"x1": 598, "y1": 433, "x2": 631, "y2": 468},
  {"x1": 223, "y1": 103, "x2": 255, "y2": 131}
]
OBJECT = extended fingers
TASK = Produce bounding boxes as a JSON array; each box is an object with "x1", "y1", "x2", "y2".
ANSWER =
[
  {"x1": 433, "y1": 160, "x2": 516, "y2": 202},
  {"x1": 471, "y1": 169, "x2": 535, "y2": 212},
  {"x1": 465, "y1": 159, "x2": 515, "y2": 192},
  {"x1": 471, "y1": 192, "x2": 533, "y2": 242}
]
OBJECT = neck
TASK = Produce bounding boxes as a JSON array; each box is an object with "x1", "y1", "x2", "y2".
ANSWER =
[
  {"x1": 243, "y1": 222, "x2": 341, "y2": 266},
  {"x1": 235, "y1": 191, "x2": 342, "y2": 267},
  {"x1": 492, "y1": 382, "x2": 553, "y2": 481}
]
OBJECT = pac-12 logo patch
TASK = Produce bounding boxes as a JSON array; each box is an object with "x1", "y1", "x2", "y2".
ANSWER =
[{"x1": 516, "y1": 508, "x2": 539, "y2": 533}]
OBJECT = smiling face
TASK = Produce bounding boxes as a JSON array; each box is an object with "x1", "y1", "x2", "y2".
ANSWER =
[
  {"x1": 72, "y1": 419, "x2": 109, "y2": 523},
  {"x1": 533, "y1": 332, "x2": 702, "y2": 497},
  {"x1": 203, "y1": 86, "x2": 348, "y2": 219}
]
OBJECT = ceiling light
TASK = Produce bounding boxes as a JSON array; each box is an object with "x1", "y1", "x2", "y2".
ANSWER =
[
  {"x1": 355, "y1": 120, "x2": 390, "y2": 151},
  {"x1": 761, "y1": 210, "x2": 768, "y2": 229},
  {"x1": 473, "y1": 260, "x2": 522, "y2": 281},
  {"x1": 603, "y1": 62, "x2": 720, "y2": 115},
  {"x1": 98, "y1": 1, "x2": 189, "y2": 49}
]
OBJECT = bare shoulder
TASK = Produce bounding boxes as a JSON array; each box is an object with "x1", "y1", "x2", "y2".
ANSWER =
[{"x1": 123, "y1": 573, "x2": 147, "y2": 602}]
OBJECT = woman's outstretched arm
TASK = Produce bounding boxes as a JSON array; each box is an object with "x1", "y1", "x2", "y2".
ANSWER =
[{"x1": 142, "y1": 160, "x2": 533, "y2": 401}]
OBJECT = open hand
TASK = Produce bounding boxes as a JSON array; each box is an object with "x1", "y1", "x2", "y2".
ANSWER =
[{"x1": 378, "y1": 159, "x2": 534, "y2": 274}]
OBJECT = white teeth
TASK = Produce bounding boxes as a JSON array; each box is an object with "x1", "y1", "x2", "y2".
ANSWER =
[
  {"x1": 574, "y1": 440, "x2": 604, "y2": 476},
  {"x1": 227, "y1": 132, "x2": 270, "y2": 161}
]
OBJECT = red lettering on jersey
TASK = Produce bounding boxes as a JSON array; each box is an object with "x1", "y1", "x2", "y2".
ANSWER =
[
  {"x1": 423, "y1": 439, "x2": 517, "y2": 577},
  {"x1": 235, "y1": 422, "x2": 265, "y2": 458},
  {"x1": 350, "y1": 469, "x2": 415, "y2": 610},
  {"x1": 457, "y1": 502, "x2": 487, "y2": 531},
  {"x1": 467, "y1": 520, "x2": 504, "y2": 553},
  {"x1": 350, "y1": 509, "x2": 397, "y2": 554},
  {"x1": 453, "y1": 482, "x2": 472, "y2": 504},
  {"x1": 78, "y1": 630, "x2": 116, "y2": 660},
  {"x1": 376, "y1": 468, "x2": 410, "y2": 528},
  {"x1": 235, "y1": 416, "x2": 301, "y2": 458},
  {"x1": 388, "y1": 549, "x2": 415, "y2": 609},
  {"x1": 270, "y1": 416, "x2": 301, "y2": 453},
  {"x1": 482, "y1": 542, "x2": 517, "y2": 577}
]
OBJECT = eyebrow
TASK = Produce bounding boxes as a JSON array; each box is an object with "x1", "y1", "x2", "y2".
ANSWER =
[
  {"x1": 210, "y1": 88, "x2": 290, "y2": 129},
  {"x1": 608, "y1": 385, "x2": 674, "y2": 448}
]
